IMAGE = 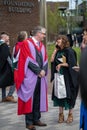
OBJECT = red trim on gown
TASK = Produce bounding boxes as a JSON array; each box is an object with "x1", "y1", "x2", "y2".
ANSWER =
[{"x1": 14, "y1": 38, "x2": 48, "y2": 115}]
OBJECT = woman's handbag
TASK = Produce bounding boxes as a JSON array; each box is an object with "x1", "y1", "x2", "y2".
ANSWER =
[{"x1": 54, "y1": 73, "x2": 67, "y2": 99}]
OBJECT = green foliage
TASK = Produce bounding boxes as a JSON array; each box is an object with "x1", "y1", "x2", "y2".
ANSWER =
[
  {"x1": 73, "y1": 47, "x2": 81, "y2": 64},
  {"x1": 47, "y1": 3, "x2": 82, "y2": 36},
  {"x1": 47, "y1": 4, "x2": 67, "y2": 36},
  {"x1": 47, "y1": 44, "x2": 81, "y2": 65},
  {"x1": 47, "y1": 44, "x2": 55, "y2": 63},
  {"x1": 47, "y1": 5, "x2": 58, "y2": 34}
]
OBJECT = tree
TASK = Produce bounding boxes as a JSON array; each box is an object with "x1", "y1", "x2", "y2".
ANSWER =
[{"x1": 47, "y1": 4, "x2": 67, "y2": 41}]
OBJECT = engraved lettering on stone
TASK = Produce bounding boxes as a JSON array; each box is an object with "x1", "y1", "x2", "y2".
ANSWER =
[{"x1": 3, "y1": 0, "x2": 34, "y2": 13}]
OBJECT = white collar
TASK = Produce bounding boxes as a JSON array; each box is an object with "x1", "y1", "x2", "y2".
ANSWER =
[
  {"x1": 32, "y1": 37, "x2": 38, "y2": 44},
  {"x1": 0, "y1": 39, "x2": 5, "y2": 42}
]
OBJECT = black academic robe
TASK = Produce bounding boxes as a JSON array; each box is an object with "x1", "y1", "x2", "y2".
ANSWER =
[
  {"x1": 80, "y1": 47, "x2": 87, "y2": 108},
  {"x1": 51, "y1": 47, "x2": 79, "y2": 108},
  {"x1": 0, "y1": 43, "x2": 14, "y2": 88}
]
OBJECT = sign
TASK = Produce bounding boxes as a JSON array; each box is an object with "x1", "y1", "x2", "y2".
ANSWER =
[{"x1": 3, "y1": 0, "x2": 35, "y2": 13}]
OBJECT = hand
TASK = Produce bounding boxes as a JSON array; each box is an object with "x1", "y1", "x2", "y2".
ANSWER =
[
  {"x1": 39, "y1": 70, "x2": 45, "y2": 77},
  {"x1": 50, "y1": 49, "x2": 57, "y2": 62},
  {"x1": 38, "y1": 74, "x2": 42, "y2": 78},
  {"x1": 56, "y1": 64, "x2": 61, "y2": 71},
  {"x1": 72, "y1": 66, "x2": 80, "y2": 72}
]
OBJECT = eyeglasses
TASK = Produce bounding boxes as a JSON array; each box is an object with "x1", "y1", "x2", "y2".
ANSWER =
[
  {"x1": 39, "y1": 31, "x2": 46, "y2": 35},
  {"x1": 41, "y1": 32, "x2": 46, "y2": 35}
]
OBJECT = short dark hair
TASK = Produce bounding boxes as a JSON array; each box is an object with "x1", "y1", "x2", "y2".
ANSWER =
[
  {"x1": 0, "y1": 32, "x2": 9, "y2": 39},
  {"x1": 1, "y1": 32, "x2": 9, "y2": 36},
  {"x1": 30, "y1": 30, "x2": 33, "y2": 36},
  {"x1": 83, "y1": 28, "x2": 87, "y2": 32},
  {"x1": 67, "y1": 34, "x2": 73, "y2": 47}
]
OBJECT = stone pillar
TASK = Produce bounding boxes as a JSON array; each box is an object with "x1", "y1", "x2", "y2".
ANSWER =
[{"x1": 40, "y1": 0, "x2": 47, "y2": 45}]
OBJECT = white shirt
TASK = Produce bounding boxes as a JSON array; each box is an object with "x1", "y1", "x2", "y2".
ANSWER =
[{"x1": 32, "y1": 37, "x2": 39, "y2": 47}]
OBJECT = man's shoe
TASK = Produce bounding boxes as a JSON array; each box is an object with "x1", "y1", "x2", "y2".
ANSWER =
[
  {"x1": 26, "y1": 125, "x2": 36, "y2": 130},
  {"x1": 34, "y1": 121, "x2": 47, "y2": 126},
  {"x1": 6, "y1": 96, "x2": 17, "y2": 103}
]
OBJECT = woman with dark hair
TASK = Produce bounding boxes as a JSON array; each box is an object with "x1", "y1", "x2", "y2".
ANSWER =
[{"x1": 50, "y1": 35, "x2": 79, "y2": 124}]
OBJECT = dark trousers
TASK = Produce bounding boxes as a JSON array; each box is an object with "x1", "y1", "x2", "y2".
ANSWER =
[
  {"x1": 7, "y1": 84, "x2": 15, "y2": 96},
  {"x1": 2, "y1": 84, "x2": 15, "y2": 99},
  {"x1": 2, "y1": 87, "x2": 6, "y2": 99},
  {"x1": 25, "y1": 78, "x2": 41, "y2": 126}
]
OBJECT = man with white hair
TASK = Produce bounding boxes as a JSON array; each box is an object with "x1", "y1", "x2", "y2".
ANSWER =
[{"x1": 14, "y1": 26, "x2": 48, "y2": 130}]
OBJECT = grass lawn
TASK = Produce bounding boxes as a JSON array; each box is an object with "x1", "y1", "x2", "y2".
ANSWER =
[
  {"x1": 73, "y1": 47, "x2": 81, "y2": 64},
  {"x1": 47, "y1": 44, "x2": 81, "y2": 66},
  {"x1": 47, "y1": 44, "x2": 55, "y2": 64}
]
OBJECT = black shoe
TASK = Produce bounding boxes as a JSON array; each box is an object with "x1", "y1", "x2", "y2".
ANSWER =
[
  {"x1": 26, "y1": 125, "x2": 36, "y2": 130},
  {"x1": 34, "y1": 121, "x2": 47, "y2": 126}
]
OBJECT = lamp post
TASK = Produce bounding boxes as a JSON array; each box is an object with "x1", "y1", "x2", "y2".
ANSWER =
[
  {"x1": 75, "y1": 0, "x2": 78, "y2": 17},
  {"x1": 40, "y1": 0, "x2": 47, "y2": 29},
  {"x1": 66, "y1": 10, "x2": 71, "y2": 34},
  {"x1": 58, "y1": 7, "x2": 67, "y2": 34}
]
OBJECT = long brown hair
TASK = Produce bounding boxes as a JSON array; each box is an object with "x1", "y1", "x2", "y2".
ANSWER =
[{"x1": 56, "y1": 35, "x2": 70, "y2": 48}]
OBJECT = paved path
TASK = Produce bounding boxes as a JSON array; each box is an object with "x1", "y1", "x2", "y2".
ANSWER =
[
  {"x1": 0, "y1": 69, "x2": 81, "y2": 130},
  {"x1": 0, "y1": 91, "x2": 80, "y2": 130}
]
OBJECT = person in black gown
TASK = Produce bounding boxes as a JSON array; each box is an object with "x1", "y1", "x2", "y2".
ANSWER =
[{"x1": 50, "y1": 35, "x2": 79, "y2": 123}]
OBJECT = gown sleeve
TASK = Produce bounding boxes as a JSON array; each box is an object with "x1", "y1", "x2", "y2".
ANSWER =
[
  {"x1": 65, "y1": 47, "x2": 79, "y2": 88},
  {"x1": 28, "y1": 61, "x2": 41, "y2": 75},
  {"x1": 43, "y1": 62, "x2": 48, "y2": 74},
  {"x1": 0, "y1": 43, "x2": 9, "y2": 70}
]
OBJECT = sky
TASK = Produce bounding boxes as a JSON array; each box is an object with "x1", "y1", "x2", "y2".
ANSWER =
[
  {"x1": 78, "y1": 0, "x2": 82, "y2": 4},
  {"x1": 46, "y1": 0, "x2": 75, "y2": 9}
]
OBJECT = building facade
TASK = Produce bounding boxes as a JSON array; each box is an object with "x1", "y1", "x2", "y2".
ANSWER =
[
  {"x1": 78, "y1": 1, "x2": 87, "y2": 28},
  {"x1": 0, "y1": 0, "x2": 39, "y2": 49}
]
